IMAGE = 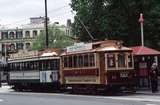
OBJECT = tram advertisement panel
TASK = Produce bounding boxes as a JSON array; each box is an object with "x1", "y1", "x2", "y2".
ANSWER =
[
  {"x1": 63, "y1": 68, "x2": 100, "y2": 84},
  {"x1": 40, "y1": 71, "x2": 58, "y2": 83},
  {"x1": 64, "y1": 76, "x2": 99, "y2": 84}
]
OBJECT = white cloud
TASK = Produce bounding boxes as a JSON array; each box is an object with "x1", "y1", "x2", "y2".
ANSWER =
[{"x1": 0, "y1": 0, "x2": 74, "y2": 27}]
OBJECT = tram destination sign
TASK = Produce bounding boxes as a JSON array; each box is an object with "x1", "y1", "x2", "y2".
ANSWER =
[{"x1": 67, "y1": 43, "x2": 92, "y2": 53}]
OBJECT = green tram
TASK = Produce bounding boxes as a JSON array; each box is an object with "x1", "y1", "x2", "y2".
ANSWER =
[{"x1": 8, "y1": 50, "x2": 60, "y2": 91}]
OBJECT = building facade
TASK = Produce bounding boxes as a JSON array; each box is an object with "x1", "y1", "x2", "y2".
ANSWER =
[
  {"x1": 0, "y1": 17, "x2": 46, "y2": 58},
  {"x1": 0, "y1": 17, "x2": 72, "y2": 58},
  {"x1": 0, "y1": 24, "x2": 44, "y2": 56}
]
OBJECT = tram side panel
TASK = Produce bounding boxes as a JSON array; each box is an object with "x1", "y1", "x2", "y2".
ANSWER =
[{"x1": 61, "y1": 51, "x2": 135, "y2": 92}]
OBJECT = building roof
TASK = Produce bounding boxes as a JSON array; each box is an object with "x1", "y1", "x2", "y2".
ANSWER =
[{"x1": 131, "y1": 46, "x2": 160, "y2": 56}]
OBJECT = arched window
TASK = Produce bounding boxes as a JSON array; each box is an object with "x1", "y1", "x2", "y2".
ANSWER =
[
  {"x1": 33, "y1": 30, "x2": 38, "y2": 38},
  {"x1": 9, "y1": 32, "x2": 15, "y2": 39},
  {"x1": 26, "y1": 43, "x2": 31, "y2": 50},
  {"x1": 25, "y1": 31, "x2": 30, "y2": 38},
  {"x1": 10, "y1": 44, "x2": 15, "y2": 51}
]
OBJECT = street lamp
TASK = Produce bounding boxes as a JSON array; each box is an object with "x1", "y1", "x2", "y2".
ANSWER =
[{"x1": 44, "y1": 0, "x2": 49, "y2": 48}]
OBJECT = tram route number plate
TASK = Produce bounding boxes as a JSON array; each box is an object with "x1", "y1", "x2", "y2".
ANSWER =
[{"x1": 120, "y1": 72, "x2": 128, "y2": 78}]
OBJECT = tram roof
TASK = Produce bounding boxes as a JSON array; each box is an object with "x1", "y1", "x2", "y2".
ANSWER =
[
  {"x1": 62, "y1": 40, "x2": 132, "y2": 55},
  {"x1": 8, "y1": 56, "x2": 60, "y2": 63},
  {"x1": 8, "y1": 48, "x2": 62, "y2": 62}
]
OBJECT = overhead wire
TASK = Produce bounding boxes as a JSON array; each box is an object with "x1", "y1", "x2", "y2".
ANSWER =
[
  {"x1": 2, "y1": 4, "x2": 71, "y2": 27},
  {"x1": 71, "y1": 11, "x2": 95, "y2": 40}
]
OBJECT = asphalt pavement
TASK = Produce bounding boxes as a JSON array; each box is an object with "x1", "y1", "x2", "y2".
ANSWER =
[{"x1": 0, "y1": 85, "x2": 159, "y2": 105}]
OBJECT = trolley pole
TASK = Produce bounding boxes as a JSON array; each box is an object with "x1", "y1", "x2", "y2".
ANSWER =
[
  {"x1": 139, "y1": 13, "x2": 144, "y2": 46},
  {"x1": 45, "y1": 0, "x2": 49, "y2": 48}
]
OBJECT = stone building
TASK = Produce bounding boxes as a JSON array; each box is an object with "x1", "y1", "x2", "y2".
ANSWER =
[
  {"x1": 0, "y1": 23, "x2": 44, "y2": 57},
  {"x1": 0, "y1": 17, "x2": 72, "y2": 58}
]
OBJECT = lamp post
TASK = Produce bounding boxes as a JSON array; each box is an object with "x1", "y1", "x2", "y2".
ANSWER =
[
  {"x1": 139, "y1": 13, "x2": 144, "y2": 46},
  {"x1": 44, "y1": 0, "x2": 49, "y2": 48}
]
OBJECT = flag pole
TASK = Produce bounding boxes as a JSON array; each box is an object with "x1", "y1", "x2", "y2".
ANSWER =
[{"x1": 139, "y1": 13, "x2": 144, "y2": 46}]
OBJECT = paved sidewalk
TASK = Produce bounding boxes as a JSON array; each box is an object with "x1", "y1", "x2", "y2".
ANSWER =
[
  {"x1": 136, "y1": 89, "x2": 160, "y2": 95},
  {"x1": 136, "y1": 91, "x2": 160, "y2": 95}
]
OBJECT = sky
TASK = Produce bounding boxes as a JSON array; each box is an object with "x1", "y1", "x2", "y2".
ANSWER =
[{"x1": 0, "y1": 0, "x2": 74, "y2": 27}]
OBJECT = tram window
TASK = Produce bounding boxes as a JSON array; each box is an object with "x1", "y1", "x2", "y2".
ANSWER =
[
  {"x1": 51, "y1": 60, "x2": 55, "y2": 70},
  {"x1": 23, "y1": 62, "x2": 26, "y2": 70},
  {"x1": 14, "y1": 63, "x2": 17, "y2": 70},
  {"x1": 21, "y1": 63, "x2": 23, "y2": 70},
  {"x1": 12, "y1": 63, "x2": 13, "y2": 70},
  {"x1": 27, "y1": 62, "x2": 30, "y2": 70},
  {"x1": 30, "y1": 62, "x2": 34, "y2": 70},
  {"x1": 78, "y1": 55, "x2": 83, "y2": 67},
  {"x1": 15, "y1": 63, "x2": 17, "y2": 70},
  {"x1": 15, "y1": 63, "x2": 18, "y2": 70},
  {"x1": 128, "y1": 53, "x2": 133, "y2": 68},
  {"x1": 107, "y1": 53, "x2": 116, "y2": 68},
  {"x1": 42, "y1": 61, "x2": 45, "y2": 70},
  {"x1": 73, "y1": 56, "x2": 77, "y2": 68},
  {"x1": 8, "y1": 64, "x2": 11, "y2": 71},
  {"x1": 45, "y1": 60, "x2": 50, "y2": 70},
  {"x1": 22, "y1": 62, "x2": 25, "y2": 70},
  {"x1": 16, "y1": 63, "x2": 19, "y2": 70},
  {"x1": 84, "y1": 54, "x2": 89, "y2": 67},
  {"x1": 47, "y1": 60, "x2": 50, "y2": 70},
  {"x1": 18, "y1": 63, "x2": 20, "y2": 70},
  {"x1": 68, "y1": 56, "x2": 73, "y2": 68},
  {"x1": 89, "y1": 53, "x2": 95, "y2": 67},
  {"x1": 34, "y1": 61, "x2": 38, "y2": 70},
  {"x1": 44, "y1": 61, "x2": 47, "y2": 70},
  {"x1": 39, "y1": 61, "x2": 42, "y2": 70},
  {"x1": 118, "y1": 53, "x2": 126, "y2": 67},
  {"x1": 11, "y1": 64, "x2": 14, "y2": 70},
  {"x1": 52, "y1": 59, "x2": 59, "y2": 70},
  {"x1": 57, "y1": 60, "x2": 60, "y2": 69},
  {"x1": 48, "y1": 60, "x2": 51, "y2": 70},
  {"x1": 9, "y1": 64, "x2": 12, "y2": 71},
  {"x1": 64, "y1": 57, "x2": 68, "y2": 68},
  {"x1": 45, "y1": 61, "x2": 48, "y2": 70},
  {"x1": 19, "y1": 63, "x2": 23, "y2": 70}
]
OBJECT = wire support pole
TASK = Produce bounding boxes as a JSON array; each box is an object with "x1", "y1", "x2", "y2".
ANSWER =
[
  {"x1": 140, "y1": 22, "x2": 144, "y2": 46},
  {"x1": 45, "y1": 0, "x2": 49, "y2": 48}
]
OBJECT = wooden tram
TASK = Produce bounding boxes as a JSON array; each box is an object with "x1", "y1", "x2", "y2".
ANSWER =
[
  {"x1": 60, "y1": 40, "x2": 135, "y2": 93},
  {"x1": 8, "y1": 49, "x2": 61, "y2": 91}
]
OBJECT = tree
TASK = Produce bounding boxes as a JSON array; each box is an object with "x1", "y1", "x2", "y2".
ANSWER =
[
  {"x1": 71, "y1": 0, "x2": 107, "y2": 41},
  {"x1": 32, "y1": 24, "x2": 74, "y2": 50},
  {"x1": 71, "y1": 0, "x2": 160, "y2": 50}
]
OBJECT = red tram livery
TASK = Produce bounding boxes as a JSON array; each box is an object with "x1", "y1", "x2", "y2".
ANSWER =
[{"x1": 60, "y1": 40, "x2": 135, "y2": 93}]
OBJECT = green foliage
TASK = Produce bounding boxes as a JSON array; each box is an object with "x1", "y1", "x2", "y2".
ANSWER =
[
  {"x1": 32, "y1": 25, "x2": 74, "y2": 50},
  {"x1": 71, "y1": 0, "x2": 160, "y2": 50}
]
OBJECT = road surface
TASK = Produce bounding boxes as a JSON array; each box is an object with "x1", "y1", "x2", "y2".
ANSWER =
[{"x1": 0, "y1": 86, "x2": 159, "y2": 105}]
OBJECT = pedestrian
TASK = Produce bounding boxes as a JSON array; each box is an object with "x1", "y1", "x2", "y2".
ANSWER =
[{"x1": 150, "y1": 62, "x2": 159, "y2": 93}]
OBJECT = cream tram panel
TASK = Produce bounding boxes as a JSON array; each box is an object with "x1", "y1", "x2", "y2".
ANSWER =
[
  {"x1": 10, "y1": 71, "x2": 40, "y2": 80},
  {"x1": 65, "y1": 76, "x2": 99, "y2": 84}
]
